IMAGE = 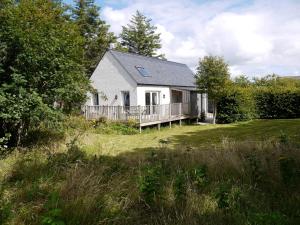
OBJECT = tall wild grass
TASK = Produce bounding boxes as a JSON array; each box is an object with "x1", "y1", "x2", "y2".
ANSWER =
[{"x1": 1, "y1": 135, "x2": 300, "y2": 225}]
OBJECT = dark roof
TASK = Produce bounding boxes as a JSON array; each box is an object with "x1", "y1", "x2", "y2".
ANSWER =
[{"x1": 109, "y1": 50, "x2": 196, "y2": 87}]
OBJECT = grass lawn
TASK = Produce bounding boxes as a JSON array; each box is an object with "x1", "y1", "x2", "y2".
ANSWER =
[{"x1": 81, "y1": 119, "x2": 300, "y2": 156}]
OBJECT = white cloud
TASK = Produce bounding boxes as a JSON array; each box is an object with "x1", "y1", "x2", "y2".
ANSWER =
[{"x1": 101, "y1": 0, "x2": 300, "y2": 77}]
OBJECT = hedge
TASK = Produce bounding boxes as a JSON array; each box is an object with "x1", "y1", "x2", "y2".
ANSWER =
[
  {"x1": 216, "y1": 85, "x2": 300, "y2": 123},
  {"x1": 255, "y1": 88, "x2": 300, "y2": 119},
  {"x1": 216, "y1": 87, "x2": 256, "y2": 124}
]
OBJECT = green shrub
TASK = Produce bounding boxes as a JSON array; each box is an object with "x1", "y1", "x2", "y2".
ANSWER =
[
  {"x1": 138, "y1": 165, "x2": 162, "y2": 205},
  {"x1": 279, "y1": 130, "x2": 289, "y2": 145},
  {"x1": 214, "y1": 184, "x2": 230, "y2": 209},
  {"x1": 0, "y1": 133, "x2": 11, "y2": 158},
  {"x1": 279, "y1": 156, "x2": 299, "y2": 186},
  {"x1": 173, "y1": 169, "x2": 187, "y2": 203},
  {"x1": 190, "y1": 165, "x2": 208, "y2": 190},
  {"x1": 0, "y1": 189, "x2": 11, "y2": 224},
  {"x1": 214, "y1": 184, "x2": 245, "y2": 211},
  {"x1": 217, "y1": 87, "x2": 256, "y2": 124},
  {"x1": 42, "y1": 192, "x2": 65, "y2": 225},
  {"x1": 245, "y1": 154, "x2": 263, "y2": 185},
  {"x1": 95, "y1": 121, "x2": 138, "y2": 135}
]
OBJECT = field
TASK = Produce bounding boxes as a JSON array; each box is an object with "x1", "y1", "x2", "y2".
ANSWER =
[{"x1": 0, "y1": 118, "x2": 300, "y2": 225}]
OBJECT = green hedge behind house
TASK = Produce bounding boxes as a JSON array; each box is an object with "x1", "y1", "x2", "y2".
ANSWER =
[
  {"x1": 216, "y1": 77, "x2": 300, "y2": 123},
  {"x1": 217, "y1": 87, "x2": 256, "y2": 124},
  {"x1": 255, "y1": 88, "x2": 300, "y2": 119}
]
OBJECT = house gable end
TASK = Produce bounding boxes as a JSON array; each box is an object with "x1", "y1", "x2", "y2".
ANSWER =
[{"x1": 89, "y1": 51, "x2": 137, "y2": 106}]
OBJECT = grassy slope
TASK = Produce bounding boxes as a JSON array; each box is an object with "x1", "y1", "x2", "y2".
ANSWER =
[{"x1": 81, "y1": 119, "x2": 300, "y2": 156}]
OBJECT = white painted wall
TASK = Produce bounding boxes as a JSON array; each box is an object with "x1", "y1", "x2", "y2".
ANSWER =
[
  {"x1": 87, "y1": 52, "x2": 137, "y2": 106},
  {"x1": 136, "y1": 86, "x2": 171, "y2": 106}
]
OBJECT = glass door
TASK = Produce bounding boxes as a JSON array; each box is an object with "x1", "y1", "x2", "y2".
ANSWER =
[{"x1": 145, "y1": 92, "x2": 160, "y2": 114}]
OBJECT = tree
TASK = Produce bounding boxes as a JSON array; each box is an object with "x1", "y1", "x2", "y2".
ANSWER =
[
  {"x1": 72, "y1": 0, "x2": 115, "y2": 76},
  {"x1": 234, "y1": 75, "x2": 251, "y2": 87},
  {"x1": 196, "y1": 56, "x2": 231, "y2": 124},
  {"x1": 0, "y1": 0, "x2": 90, "y2": 146},
  {"x1": 119, "y1": 10, "x2": 162, "y2": 57}
]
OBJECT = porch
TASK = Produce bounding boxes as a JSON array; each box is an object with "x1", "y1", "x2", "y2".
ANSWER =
[{"x1": 84, "y1": 103, "x2": 208, "y2": 132}]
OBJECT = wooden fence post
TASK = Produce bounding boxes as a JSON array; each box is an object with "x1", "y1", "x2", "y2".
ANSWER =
[
  {"x1": 139, "y1": 105, "x2": 142, "y2": 133},
  {"x1": 118, "y1": 106, "x2": 121, "y2": 120},
  {"x1": 169, "y1": 103, "x2": 172, "y2": 128},
  {"x1": 158, "y1": 105, "x2": 161, "y2": 131},
  {"x1": 179, "y1": 103, "x2": 182, "y2": 126},
  {"x1": 85, "y1": 106, "x2": 88, "y2": 120}
]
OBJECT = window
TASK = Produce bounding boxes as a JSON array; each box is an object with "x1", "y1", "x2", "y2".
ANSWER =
[
  {"x1": 122, "y1": 91, "x2": 130, "y2": 108},
  {"x1": 93, "y1": 93, "x2": 99, "y2": 105},
  {"x1": 135, "y1": 66, "x2": 150, "y2": 77}
]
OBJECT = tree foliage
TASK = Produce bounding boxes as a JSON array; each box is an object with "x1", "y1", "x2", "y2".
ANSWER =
[
  {"x1": 119, "y1": 10, "x2": 162, "y2": 57},
  {"x1": 0, "y1": 0, "x2": 90, "y2": 146},
  {"x1": 72, "y1": 0, "x2": 116, "y2": 76},
  {"x1": 196, "y1": 56, "x2": 231, "y2": 124}
]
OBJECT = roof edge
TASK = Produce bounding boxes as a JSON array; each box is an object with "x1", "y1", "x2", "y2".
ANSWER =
[
  {"x1": 137, "y1": 83, "x2": 197, "y2": 88},
  {"x1": 109, "y1": 49, "x2": 189, "y2": 67}
]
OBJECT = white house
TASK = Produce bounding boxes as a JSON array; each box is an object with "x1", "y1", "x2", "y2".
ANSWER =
[{"x1": 85, "y1": 50, "x2": 209, "y2": 128}]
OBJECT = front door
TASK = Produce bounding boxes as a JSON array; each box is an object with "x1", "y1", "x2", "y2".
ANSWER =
[{"x1": 145, "y1": 92, "x2": 160, "y2": 114}]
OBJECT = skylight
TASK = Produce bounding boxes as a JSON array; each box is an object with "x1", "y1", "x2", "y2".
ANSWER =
[{"x1": 135, "y1": 66, "x2": 150, "y2": 77}]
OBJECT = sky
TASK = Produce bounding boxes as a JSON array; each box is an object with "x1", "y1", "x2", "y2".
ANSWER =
[{"x1": 68, "y1": 0, "x2": 300, "y2": 77}]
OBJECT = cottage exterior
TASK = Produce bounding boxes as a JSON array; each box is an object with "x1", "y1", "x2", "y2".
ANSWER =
[{"x1": 85, "y1": 50, "x2": 209, "y2": 128}]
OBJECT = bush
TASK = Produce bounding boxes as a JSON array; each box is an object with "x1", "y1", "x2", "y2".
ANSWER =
[
  {"x1": 255, "y1": 87, "x2": 300, "y2": 119},
  {"x1": 0, "y1": 188, "x2": 11, "y2": 224},
  {"x1": 94, "y1": 120, "x2": 138, "y2": 135},
  {"x1": 217, "y1": 87, "x2": 256, "y2": 124},
  {"x1": 173, "y1": 169, "x2": 187, "y2": 203},
  {"x1": 0, "y1": 133, "x2": 11, "y2": 158},
  {"x1": 138, "y1": 164, "x2": 162, "y2": 205},
  {"x1": 41, "y1": 192, "x2": 65, "y2": 225},
  {"x1": 190, "y1": 165, "x2": 208, "y2": 189}
]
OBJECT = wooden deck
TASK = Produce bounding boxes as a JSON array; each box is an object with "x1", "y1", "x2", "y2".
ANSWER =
[{"x1": 84, "y1": 103, "x2": 201, "y2": 132}]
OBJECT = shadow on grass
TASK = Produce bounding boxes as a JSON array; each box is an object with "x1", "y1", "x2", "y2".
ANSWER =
[{"x1": 2, "y1": 134, "x2": 300, "y2": 225}]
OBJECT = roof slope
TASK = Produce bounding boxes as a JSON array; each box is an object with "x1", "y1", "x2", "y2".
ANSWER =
[{"x1": 109, "y1": 50, "x2": 196, "y2": 87}]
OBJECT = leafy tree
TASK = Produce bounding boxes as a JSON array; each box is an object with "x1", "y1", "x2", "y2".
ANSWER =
[
  {"x1": 119, "y1": 10, "x2": 162, "y2": 57},
  {"x1": 253, "y1": 74, "x2": 279, "y2": 87},
  {"x1": 0, "y1": 0, "x2": 90, "y2": 146},
  {"x1": 72, "y1": 0, "x2": 116, "y2": 76},
  {"x1": 196, "y1": 56, "x2": 231, "y2": 124},
  {"x1": 234, "y1": 75, "x2": 251, "y2": 87}
]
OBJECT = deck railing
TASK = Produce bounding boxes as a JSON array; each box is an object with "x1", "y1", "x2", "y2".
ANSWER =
[{"x1": 84, "y1": 102, "x2": 197, "y2": 124}]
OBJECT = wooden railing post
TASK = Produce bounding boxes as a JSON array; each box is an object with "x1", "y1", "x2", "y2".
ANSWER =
[
  {"x1": 169, "y1": 103, "x2": 172, "y2": 128},
  {"x1": 179, "y1": 103, "x2": 182, "y2": 126},
  {"x1": 85, "y1": 106, "x2": 88, "y2": 120},
  {"x1": 139, "y1": 105, "x2": 142, "y2": 133},
  {"x1": 179, "y1": 103, "x2": 182, "y2": 116}
]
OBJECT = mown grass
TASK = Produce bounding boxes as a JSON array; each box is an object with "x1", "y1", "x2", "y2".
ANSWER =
[
  {"x1": 80, "y1": 118, "x2": 300, "y2": 156},
  {"x1": 0, "y1": 117, "x2": 300, "y2": 225}
]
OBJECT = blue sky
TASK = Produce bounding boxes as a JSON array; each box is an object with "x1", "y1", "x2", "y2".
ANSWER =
[{"x1": 65, "y1": 0, "x2": 300, "y2": 77}]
